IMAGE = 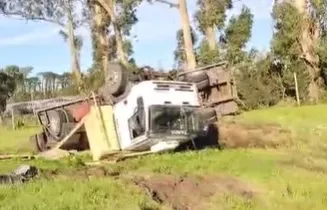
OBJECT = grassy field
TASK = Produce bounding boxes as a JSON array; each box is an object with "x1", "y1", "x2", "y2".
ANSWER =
[{"x1": 1, "y1": 105, "x2": 327, "y2": 209}]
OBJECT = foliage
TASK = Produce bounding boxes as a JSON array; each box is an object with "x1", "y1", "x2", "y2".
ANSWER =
[
  {"x1": 271, "y1": 3, "x2": 302, "y2": 60},
  {"x1": 0, "y1": 71, "x2": 15, "y2": 115},
  {"x1": 223, "y1": 6, "x2": 253, "y2": 64},
  {"x1": 0, "y1": 65, "x2": 79, "y2": 104},
  {"x1": 236, "y1": 55, "x2": 281, "y2": 109},
  {"x1": 271, "y1": 2, "x2": 311, "y2": 100},
  {"x1": 194, "y1": 0, "x2": 233, "y2": 65},
  {"x1": 88, "y1": 0, "x2": 140, "y2": 74},
  {"x1": 194, "y1": 3, "x2": 253, "y2": 66},
  {"x1": 196, "y1": 40, "x2": 220, "y2": 66},
  {"x1": 108, "y1": 35, "x2": 135, "y2": 63},
  {"x1": 59, "y1": 30, "x2": 83, "y2": 52},
  {"x1": 174, "y1": 27, "x2": 198, "y2": 69},
  {"x1": 194, "y1": 0, "x2": 232, "y2": 33},
  {"x1": 116, "y1": 0, "x2": 142, "y2": 36},
  {"x1": 83, "y1": 67, "x2": 105, "y2": 92},
  {"x1": 236, "y1": 50, "x2": 311, "y2": 109}
]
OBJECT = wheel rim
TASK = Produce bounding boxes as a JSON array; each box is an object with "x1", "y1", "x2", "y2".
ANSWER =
[{"x1": 109, "y1": 69, "x2": 119, "y2": 86}]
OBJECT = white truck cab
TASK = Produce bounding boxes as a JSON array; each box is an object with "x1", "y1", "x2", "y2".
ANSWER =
[{"x1": 113, "y1": 80, "x2": 203, "y2": 152}]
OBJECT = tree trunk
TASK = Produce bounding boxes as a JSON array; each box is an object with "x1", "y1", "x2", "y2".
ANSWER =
[
  {"x1": 97, "y1": 0, "x2": 128, "y2": 66},
  {"x1": 91, "y1": 2, "x2": 110, "y2": 73},
  {"x1": 293, "y1": 0, "x2": 323, "y2": 102},
  {"x1": 206, "y1": 26, "x2": 216, "y2": 50},
  {"x1": 204, "y1": 0, "x2": 216, "y2": 50},
  {"x1": 177, "y1": 0, "x2": 197, "y2": 70},
  {"x1": 66, "y1": 0, "x2": 82, "y2": 82}
]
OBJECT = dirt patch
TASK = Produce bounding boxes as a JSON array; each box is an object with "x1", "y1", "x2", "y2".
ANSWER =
[
  {"x1": 218, "y1": 121, "x2": 292, "y2": 149},
  {"x1": 41, "y1": 166, "x2": 120, "y2": 180},
  {"x1": 134, "y1": 175, "x2": 256, "y2": 210}
]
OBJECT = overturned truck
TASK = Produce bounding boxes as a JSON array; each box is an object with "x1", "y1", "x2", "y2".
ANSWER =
[{"x1": 30, "y1": 62, "x2": 238, "y2": 159}]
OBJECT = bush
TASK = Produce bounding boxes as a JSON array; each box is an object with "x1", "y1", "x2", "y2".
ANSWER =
[{"x1": 235, "y1": 55, "x2": 310, "y2": 110}]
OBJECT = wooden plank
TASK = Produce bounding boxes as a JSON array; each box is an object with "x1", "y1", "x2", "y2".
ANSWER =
[{"x1": 0, "y1": 154, "x2": 34, "y2": 160}]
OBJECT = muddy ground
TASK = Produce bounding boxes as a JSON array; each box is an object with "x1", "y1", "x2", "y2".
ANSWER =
[
  {"x1": 218, "y1": 121, "x2": 292, "y2": 149},
  {"x1": 134, "y1": 175, "x2": 256, "y2": 210},
  {"x1": 41, "y1": 166, "x2": 257, "y2": 210}
]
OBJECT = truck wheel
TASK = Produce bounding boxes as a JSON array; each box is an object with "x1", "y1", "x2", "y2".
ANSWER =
[
  {"x1": 105, "y1": 63, "x2": 128, "y2": 97},
  {"x1": 199, "y1": 108, "x2": 217, "y2": 123},
  {"x1": 29, "y1": 132, "x2": 47, "y2": 152},
  {"x1": 178, "y1": 69, "x2": 210, "y2": 91},
  {"x1": 48, "y1": 110, "x2": 65, "y2": 137},
  {"x1": 47, "y1": 110, "x2": 66, "y2": 138},
  {"x1": 196, "y1": 79, "x2": 210, "y2": 91},
  {"x1": 178, "y1": 69, "x2": 208, "y2": 83}
]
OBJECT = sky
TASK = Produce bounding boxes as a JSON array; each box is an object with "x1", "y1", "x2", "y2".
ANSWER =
[{"x1": 0, "y1": 0, "x2": 274, "y2": 76}]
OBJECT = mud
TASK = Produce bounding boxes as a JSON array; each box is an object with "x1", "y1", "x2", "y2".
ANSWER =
[
  {"x1": 218, "y1": 121, "x2": 292, "y2": 149},
  {"x1": 134, "y1": 175, "x2": 256, "y2": 210}
]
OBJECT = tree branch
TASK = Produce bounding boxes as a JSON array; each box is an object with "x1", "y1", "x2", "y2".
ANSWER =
[{"x1": 1, "y1": 12, "x2": 65, "y2": 27}]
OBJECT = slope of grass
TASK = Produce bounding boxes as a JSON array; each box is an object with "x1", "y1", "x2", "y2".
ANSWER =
[{"x1": 1, "y1": 104, "x2": 327, "y2": 209}]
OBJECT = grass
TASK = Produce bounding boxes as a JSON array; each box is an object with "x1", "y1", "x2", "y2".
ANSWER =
[
  {"x1": 0, "y1": 126, "x2": 39, "y2": 154},
  {"x1": 1, "y1": 104, "x2": 327, "y2": 209}
]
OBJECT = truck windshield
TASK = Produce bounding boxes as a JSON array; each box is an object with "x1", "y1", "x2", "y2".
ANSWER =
[{"x1": 149, "y1": 105, "x2": 200, "y2": 134}]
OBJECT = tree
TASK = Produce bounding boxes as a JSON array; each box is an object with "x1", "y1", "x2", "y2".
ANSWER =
[
  {"x1": 196, "y1": 39, "x2": 220, "y2": 66},
  {"x1": 194, "y1": 0, "x2": 232, "y2": 50},
  {"x1": 223, "y1": 6, "x2": 253, "y2": 64},
  {"x1": 0, "y1": 0, "x2": 85, "y2": 83},
  {"x1": 3, "y1": 65, "x2": 23, "y2": 95},
  {"x1": 293, "y1": 0, "x2": 322, "y2": 102},
  {"x1": 108, "y1": 35, "x2": 135, "y2": 63},
  {"x1": 177, "y1": 0, "x2": 197, "y2": 70},
  {"x1": 0, "y1": 71, "x2": 15, "y2": 123},
  {"x1": 271, "y1": 1, "x2": 324, "y2": 102},
  {"x1": 95, "y1": 0, "x2": 141, "y2": 66},
  {"x1": 87, "y1": 0, "x2": 111, "y2": 76}
]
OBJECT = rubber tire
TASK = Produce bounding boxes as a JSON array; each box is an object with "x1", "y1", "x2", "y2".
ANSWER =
[
  {"x1": 178, "y1": 70, "x2": 208, "y2": 83},
  {"x1": 199, "y1": 108, "x2": 217, "y2": 122},
  {"x1": 104, "y1": 63, "x2": 128, "y2": 97},
  {"x1": 47, "y1": 110, "x2": 67, "y2": 138},
  {"x1": 196, "y1": 78, "x2": 210, "y2": 91},
  {"x1": 29, "y1": 132, "x2": 47, "y2": 153}
]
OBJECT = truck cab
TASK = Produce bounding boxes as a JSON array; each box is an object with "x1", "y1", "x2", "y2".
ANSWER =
[{"x1": 113, "y1": 80, "x2": 203, "y2": 152}]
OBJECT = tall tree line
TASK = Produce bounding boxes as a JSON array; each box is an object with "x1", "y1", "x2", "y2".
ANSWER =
[
  {"x1": 0, "y1": 0, "x2": 327, "y2": 111},
  {"x1": 0, "y1": 66, "x2": 76, "y2": 102}
]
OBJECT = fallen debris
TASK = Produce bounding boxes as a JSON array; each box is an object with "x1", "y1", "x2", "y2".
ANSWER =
[
  {"x1": 37, "y1": 149, "x2": 71, "y2": 160},
  {"x1": 0, "y1": 165, "x2": 39, "y2": 185},
  {"x1": 0, "y1": 154, "x2": 34, "y2": 160}
]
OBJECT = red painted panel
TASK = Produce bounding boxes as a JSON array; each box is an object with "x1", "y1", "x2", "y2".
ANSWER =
[{"x1": 69, "y1": 102, "x2": 91, "y2": 121}]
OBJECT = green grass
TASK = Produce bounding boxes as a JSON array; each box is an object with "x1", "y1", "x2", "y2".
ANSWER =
[
  {"x1": 0, "y1": 126, "x2": 39, "y2": 154},
  {"x1": 1, "y1": 104, "x2": 327, "y2": 209}
]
